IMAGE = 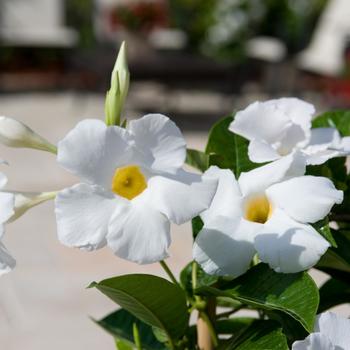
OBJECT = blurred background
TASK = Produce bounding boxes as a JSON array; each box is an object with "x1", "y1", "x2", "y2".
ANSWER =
[{"x1": 1, "y1": 0, "x2": 350, "y2": 349}]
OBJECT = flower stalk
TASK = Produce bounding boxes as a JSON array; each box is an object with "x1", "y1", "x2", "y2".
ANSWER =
[
  {"x1": 159, "y1": 260, "x2": 180, "y2": 287},
  {"x1": 197, "y1": 299, "x2": 218, "y2": 350}
]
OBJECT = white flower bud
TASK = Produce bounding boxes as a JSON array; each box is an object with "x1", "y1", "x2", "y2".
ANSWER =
[
  {"x1": 0, "y1": 116, "x2": 57, "y2": 154},
  {"x1": 7, "y1": 191, "x2": 57, "y2": 223},
  {"x1": 105, "y1": 41, "x2": 130, "y2": 126}
]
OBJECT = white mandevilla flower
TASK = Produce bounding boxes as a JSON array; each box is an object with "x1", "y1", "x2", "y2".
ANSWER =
[
  {"x1": 55, "y1": 114, "x2": 217, "y2": 264},
  {"x1": 193, "y1": 153, "x2": 343, "y2": 277},
  {"x1": 229, "y1": 98, "x2": 350, "y2": 165},
  {"x1": 292, "y1": 311, "x2": 350, "y2": 350}
]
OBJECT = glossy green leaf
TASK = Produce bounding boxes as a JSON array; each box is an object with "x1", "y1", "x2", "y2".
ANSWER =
[
  {"x1": 185, "y1": 149, "x2": 209, "y2": 172},
  {"x1": 152, "y1": 327, "x2": 168, "y2": 344},
  {"x1": 319, "y1": 277, "x2": 350, "y2": 312},
  {"x1": 316, "y1": 230, "x2": 350, "y2": 274},
  {"x1": 219, "y1": 320, "x2": 288, "y2": 350},
  {"x1": 216, "y1": 317, "x2": 255, "y2": 335},
  {"x1": 89, "y1": 274, "x2": 189, "y2": 341},
  {"x1": 266, "y1": 310, "x2": 308, "y2": 345},
  {"x1": 312, "y1": 218, "x2": 337, "y2": 247},
  {"x1": 115, "y1": 339, "x2": 133, "y2": 350},
  {"x1": 205, "y1": 115, "x2": 259, "y2": 176},
  {"x1": 95, "y1": 309, "x2": 166, "y2": 350},
  {"x1": 196, "y1": 263, "x2": 319, "y2": 332},
  {"x1": 312, "y1": 110, "x2": 350, "y2": 136},
  {"x1": 192, "y1": 216, "x2": 204, "y2": 239}
]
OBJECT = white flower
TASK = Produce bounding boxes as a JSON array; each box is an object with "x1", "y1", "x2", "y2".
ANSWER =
[
  {"x1": 55, "y1": 114, "x2": 217, "y2": 264},
  {"x1": 0, "y1": 116, "x2": 57, "y2": 154},
  {"x1": 193, "y1": 153, "x2": 343, "y2": 277},
  {"x1": 292, "y1": 312, "x2": 350, "y2": 350},
  {"x1": 229, "y1": 98, "x2": 350, "y2": 165}
]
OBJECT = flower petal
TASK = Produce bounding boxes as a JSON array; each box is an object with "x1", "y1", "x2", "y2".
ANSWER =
[
  {"x1": 55, "y1": 184, "x2": 120, "y2": 251},
  {"x1": 303, "y1": 128, "x2": 343, "y2": 165},
  {"x1": 238, "y1": 152, "x2": 306, "y2": 196},
  {"x1": 292, "y1": 333, "x2": 334, "y2": 350},
  {"x1": 341, "y1": 136, "x2": 350, "y2": 150},
  {"x1": 194, "y1": 216, "x2": 258, "y2": 277},
  {"x1": 304, "y1": 150, "x2": 343, "y2": 165},
  {"x1": 147, "y1": 169, "x2": 218, "y2": 225},
  {"x1": 255, "y1": 208, "x2": 330, "y2": 273},
  {"x1": 268, "y1": 98, "x2": 314, "y2": 132},
  {"x1": 267, "y1": 176, "x2": 343, "y2": 224},
  {"x1": 315, "y1": 312, "x2": 350, "y2": 348},
  {"x1": 0, "y1": 192, "x2": 15, "y2": 225},
  {"x1": 0, "y1": 241, "x2": 16, "y2": 276},
  {"x1": 0, "y1": 171, "x2": 8, "y2": 188},
  {"x1": 248, "y1": 139, "x2": 281, "y2": 163},
  {"x1": 58, "y1": 119, "x2": 132, "y2": 188},
  {"x1": 200, "y1": 166, "x2": 242, "y2": 224},
  {"x1": 107, "y1": 191, "x2": 171, "y2": 264},
  {"x1": 229, "y1": 101, "x2": 291, "y2": 143},
  {"x1": 278, "y1": 123, "x2": 308, "y2": 153},
  {"x1": 128, "y1": 114, "x2": 186, "y2": 173},
  {"x1": 308, "y1": 128, "x2": 340, "y2": 148}
]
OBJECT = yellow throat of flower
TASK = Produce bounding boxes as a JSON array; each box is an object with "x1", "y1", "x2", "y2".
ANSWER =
[
  {"x1": 112, "y1": 165, "x2": 147, "y2": 200},
  {"x1": 244, "y1": 195, "x2": 273, "y2": 224}
]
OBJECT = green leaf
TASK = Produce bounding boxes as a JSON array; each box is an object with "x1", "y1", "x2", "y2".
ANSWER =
[
  {"x1": 266, "y1": 310, "x2": 308, "y2": 345},
  {"x1": 216, "y1": 297, "x2": 242, "y2": 309},
  {"x1": 205, "y1": 115, "x2": 259, "y2": 176},
  {"x1": 196, "y1": 263, "x2": 319, "y2": 332},
  {"x1": 319, "y1": 277, "x2": 350, "y2": 312},
  {"x1": 115, "y1": 339, "x2": 133, "y2": 350},
  {"x1": 316, "y1": 230, "x2": 350, "y2": 274},
  {"x1": 180, "y1": 262, "x2": 218, "y2": 296},
  {"x1": 216, "y1": 318, "x2": 255, "y2": 335},
  {"x1": 219, "y1": 320, "x2": 288, "y2": 350},
  {"x1": 312, "y1": 218, "x2": 337, "y2": 247},
  {"x1": 192, "y1": 216, "x2": 204, "y2": 239},
  {"x1": 89, "y1": 274, "x2": 189, "y2": 341},
  {"x1": 185, "y1": 149, "x2": 209, "y2": 172},
  {"x1": 152, "y1": 327, "x2": 168, "y2": 344},
  {"x1": 95, "y1": 309, "x2": 166, "y2": 350},
  {"x1": 312, "y1": 110, "x2": 350, "y2": 136}
]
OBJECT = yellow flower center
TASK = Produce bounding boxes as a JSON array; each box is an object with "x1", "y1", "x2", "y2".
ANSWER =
[
  {"x1": 244, "y1": 195, "x2": 273, "y2": 224},
  {"x1": 111, "y1": 165, "x2": 147, "y2": 200}
]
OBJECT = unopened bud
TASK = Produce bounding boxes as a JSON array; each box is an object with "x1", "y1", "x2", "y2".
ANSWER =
[
  {"x1": 0, "y1": 117, "x2": 57, "y2": 154},
  {"x1": 105, "y1": 41, "x2": 130, "y2": 126}
]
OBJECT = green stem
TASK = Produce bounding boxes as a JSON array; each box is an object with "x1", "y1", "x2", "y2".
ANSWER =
[
  {"x1": 192, "y1": 261, "x2": 198, "y2": 291},
  {"x1": 159, "y1": 260, "x2": 179, "y2": 287},
  {"x1": 133, "y1": 323, "x2": 142, "y2": 350}
]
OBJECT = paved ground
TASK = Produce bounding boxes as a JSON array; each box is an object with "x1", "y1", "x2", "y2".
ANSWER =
[{"x1": 0, "y1": 93, "x2": 348, "y2": 349}]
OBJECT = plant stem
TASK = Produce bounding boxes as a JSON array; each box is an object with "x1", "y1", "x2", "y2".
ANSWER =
[
  {"x1": 216, "y1": 305, "x2": 244, "y2": 319},
  {"x1": 133, "y1": 323, "x2": 142, "y2": 350},
  {"x1": 159, "y1": 260, "x2": 179, "y2": 286},
  {"x1": 192, "y1": 261, "x2": 198, "y2": 291},
  {"x1": 197, "y1": 297, "x2": 218, "y2": 350}
]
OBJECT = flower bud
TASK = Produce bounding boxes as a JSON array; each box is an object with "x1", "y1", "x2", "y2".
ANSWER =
[
  {"x1": 7, "y1": 191, "x2": 57, "y2": 223},
  {"x1": 0, "y1": 116, "x2": 57, "y2": 154},
  {"x1": 105, "y1": 41, "x2": 130, "y2": 126}
]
